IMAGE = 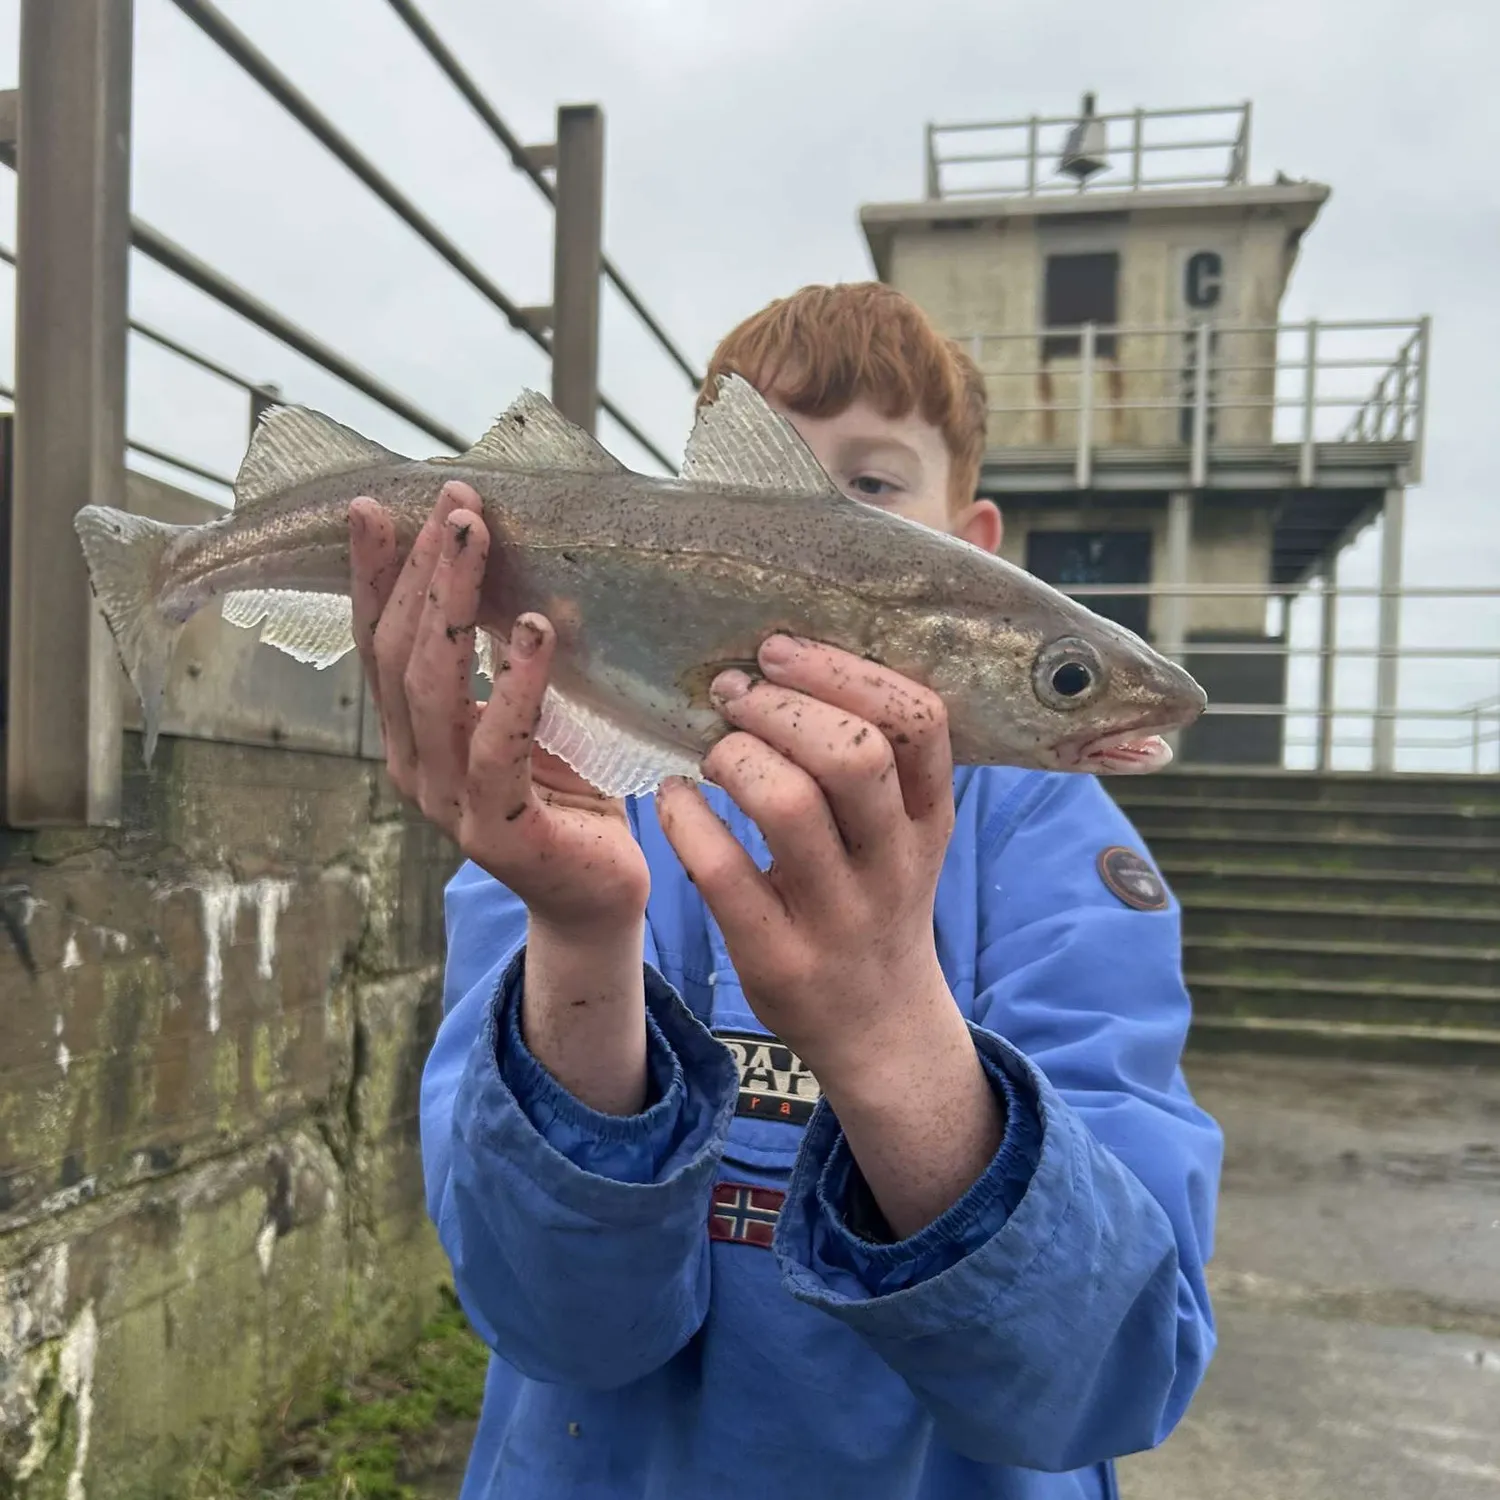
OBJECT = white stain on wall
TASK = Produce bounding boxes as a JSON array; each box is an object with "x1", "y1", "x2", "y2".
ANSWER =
[{"x1": 196, "y1": 876, "x2": 295, "y2": 1034}]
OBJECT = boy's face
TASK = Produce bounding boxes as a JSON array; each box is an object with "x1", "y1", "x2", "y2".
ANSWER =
[{"x1": 766, "y1": 393, "x2": 1003, "y2": 554}]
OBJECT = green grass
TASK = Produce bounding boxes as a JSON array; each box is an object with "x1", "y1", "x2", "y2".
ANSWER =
[{"x1": 192, "y1": 1286, "x2": 489, "y2": 1500}]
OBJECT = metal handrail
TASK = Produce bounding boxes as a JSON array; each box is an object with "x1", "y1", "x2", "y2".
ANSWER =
[
  {"x1": 165, "y1": 0, "x2": 682, "y2": 469},
  {"x1": 960, "y1": 317, "x2": 1431, "y2": 485},
  {"x1": 926, "y1": 101, "x2": 1253, "y2": 201},
  {"x1": 378, "y1": 0, "x2": 703, "y2": 390}
]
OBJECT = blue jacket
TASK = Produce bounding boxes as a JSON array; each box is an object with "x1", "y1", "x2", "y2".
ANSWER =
[{"x1": 421, "y1": 764, "x2": 1223, "y2": 1499}]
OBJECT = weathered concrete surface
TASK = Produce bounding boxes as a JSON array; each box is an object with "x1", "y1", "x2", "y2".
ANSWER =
[
  {"x1": 1120, "y1": 1052, "x2": 1500, "y2": 1500},
  {"x1": 0, "y1": 735, "x2": 458, "y2": 1498}
]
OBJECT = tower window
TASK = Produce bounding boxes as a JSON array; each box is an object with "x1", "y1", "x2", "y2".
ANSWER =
[{"x1": 1042, "y1": 252, "x2": 1119, "y2": 360}]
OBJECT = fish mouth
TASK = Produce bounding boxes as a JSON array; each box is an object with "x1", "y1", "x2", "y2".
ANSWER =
[{"x1": 1071, "y1": 725, "x2": 1178, "y2": 775}]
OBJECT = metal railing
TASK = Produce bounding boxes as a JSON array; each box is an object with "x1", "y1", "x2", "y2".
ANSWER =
[
  {"x1": 963, "y1": 317, "x2": 1431, "y2": 485},
  {"x1": 1055, "y1": 581, "x2": 1500, "y2": 775},
  {"x1": 3, "y1": 0, "x2": 704, "y2": 827},
  {"x1": 926, "y1": 101, "x2": 1252, "y2": 201}
]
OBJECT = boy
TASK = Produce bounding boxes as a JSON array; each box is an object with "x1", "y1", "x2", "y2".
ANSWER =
[{"x1": 346, "y1": 282, "x2": 1222, "y2": 1499}]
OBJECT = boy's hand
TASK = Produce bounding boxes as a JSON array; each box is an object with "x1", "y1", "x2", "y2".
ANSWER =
[
  {"x1": 655, "y1": 635, "x2": 959, "y2": 1083},
  {"x1": 348, "y1": 483, "x2": 650, "y2": 939}
]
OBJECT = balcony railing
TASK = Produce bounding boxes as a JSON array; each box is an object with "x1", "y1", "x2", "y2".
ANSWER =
[
  {"x1": 926, "y1": 102, "x2": 1253, "y2": 201},
  {"x1": 961, "y1": 317, "x2": 1431, "y2": 485}
]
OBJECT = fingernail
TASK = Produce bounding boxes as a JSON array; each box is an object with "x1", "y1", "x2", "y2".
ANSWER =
[
  {"x1": 759, "y1": 635, "x2": 796, "y2": 667},
  {"x1": 441, "y1": 517, "x2": 462, "y2": 561},
  {"x1": 511, "y1": 615, "x2": 544, "y2": 660},
  {"x1": 711, "y1": 669, "x2": 751, "y2": 704},
  {"x1": 348, "y1": 504, "x2": 366, "y2": 537}
]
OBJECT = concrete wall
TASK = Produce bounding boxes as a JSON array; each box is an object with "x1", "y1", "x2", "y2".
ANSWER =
[
  {"x1": 0, "y1": 734, "x2": 458, "y2": 1498},
  {"x1": 997, "y1": 496, "x2": 1276, "y2": 638},
  {"x1": 882, "y1": 194, "x2": 1317, "y2": 452}
]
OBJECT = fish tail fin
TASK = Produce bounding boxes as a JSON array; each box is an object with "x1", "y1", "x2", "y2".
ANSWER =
[{"x1": 73, "y1": 505, "x2": 191, "y2": 764}]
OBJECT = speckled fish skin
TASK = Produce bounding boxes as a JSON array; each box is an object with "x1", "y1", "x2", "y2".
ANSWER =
[{"x1": 157, "y1": 456, "x2": 1205, "y2": 774}]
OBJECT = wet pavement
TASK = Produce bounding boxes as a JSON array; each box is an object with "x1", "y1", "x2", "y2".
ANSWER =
[{"x1": 1119, "y1": 1051, "x2": 1500, "y2": 1499}]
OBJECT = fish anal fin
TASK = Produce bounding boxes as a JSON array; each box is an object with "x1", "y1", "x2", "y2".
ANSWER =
[
  {"x1": 221, "y1": 588, "x2": 355, "y2": 669},
  {"x1": 535, "y1": 685, "x2": 700, "y2": 798}
]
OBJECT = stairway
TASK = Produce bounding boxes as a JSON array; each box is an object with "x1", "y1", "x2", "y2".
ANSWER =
[{"x1": 1106, "y1": 771, "x2": 1500, "y2": 1065}]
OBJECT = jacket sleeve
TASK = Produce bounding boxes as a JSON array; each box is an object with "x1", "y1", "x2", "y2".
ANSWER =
[
  {"x1": 420, "y1": 860, "x2": 739, "y2": 1389},
  {"x1": 775, "y1": 773, "x2": 1222, "y2": 1471}
]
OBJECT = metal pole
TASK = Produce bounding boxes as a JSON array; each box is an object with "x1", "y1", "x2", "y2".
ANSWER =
[
  {"x1": 1025, "y1": 118, "x2": 1039, "y2": 194},
  {"x1": 1190, "y1": 321, "x2": 1210, "y2": 488},
  {"x1": 1159, "y1": 491, "x2": 1192, "y2": 664},
  {"x1": 1299, "y1": 320, "x2": 1318, "y2": 485},
  {"x1": 1131, "y1": 109, "x2": 1144, "y2": 189},
  {"x1": 551, "y1": 105, "x2": 604, "y2": 435},
  {"x1": 1316, "y1": 557, "x2": 1339, "y2": 771},
  {"x1": 1412, "y1": 316, "x2": 1432, "y2": 484},
  {"x1": 9, "y1": 0, "x2": 134, "y2": 827},
  {"x1": 1373, "y1": 487, "x2": 1405, "y2": 772},
  {"x1": 1075, "y1": 323, "x2": 1096, "y2": 489},
  {"x1": 925, "y1": 123, "x2": 939, "y2": 199},
  {"x1": 249, "y1": 382, "x2": 282, "y2": 444}
]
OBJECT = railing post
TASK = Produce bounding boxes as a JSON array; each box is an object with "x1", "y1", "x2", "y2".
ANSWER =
[
  {"x1": 1474, "y1": 707, "x2": 1483, "y2": 776},
  {"x1": 1316, "y1": 558, "x2": 1338, "y2": 771},
  {"x1": 1075, "y1": 322, "x2": 1096, "y2": 490},
  {"x1": 1299, "y1": 320, "x2": 1318, "y2": 486},
  {"x1": 1412, "y1": 316, "x2": 1432, "y2": 483},
  {"x1": 1159, "y1": 491, "x2": 1192, "y2": 664},
  {"x1": 8, "y1": 0, "x2": 134, "y2": 827},
  {"x1": 924, "y1": 123, "x2": 939, "y2": 199},
  {"x1": 1130, "y1": 109, "x2": 1144, "y2": 189},
  {"x1": 1190, "y1": 320, "x2": 1210, "y2": 488},
  {"x1": 249, "y1": 381, "x2": 282, "y2": 442},
  {"x1": 1373, "y1": 486, "x2": 1406, "y2": 773},
  {"x1": 1393, "y1": 343, "x2": 1411, "y2": 441},
  {"x1": 551, "y1": 103, "x2": 604, "y2": 434},
  {"x1": 1025, "y1": 117, "x2": 1039, "y2": 195}
]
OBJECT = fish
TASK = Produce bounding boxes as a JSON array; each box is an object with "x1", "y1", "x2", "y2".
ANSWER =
[{"x1": 73, "y1": 374, "x2": 1206, "y2": 794}]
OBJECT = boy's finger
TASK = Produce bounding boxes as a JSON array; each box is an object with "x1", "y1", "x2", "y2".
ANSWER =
[
  {"x1": 655, "y1": 776, "x2": 787, "y2": 936},
  {"x1": 406, "y1": 514, "x2": 490, "y2": 826},
  {"x1": 756, "y1": 635, "x2": 955, "y2": 828},
  {"x1": 463, "y1": 613, "x2": 555, "y2": 834},
  {"x1": 709, "y1": 673, "x2": 902, "y2": 863},
  {"x1": 348, "y1": 498, "x2": 401, "y2": 715},
  {"x1": 373, "y1": 483, "x2": 477, "y2": 775}
]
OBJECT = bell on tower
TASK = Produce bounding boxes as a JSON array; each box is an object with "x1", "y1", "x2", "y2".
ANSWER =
[{"x1": 1057, "y1": 92, "x2": 1110, "y2": 187}]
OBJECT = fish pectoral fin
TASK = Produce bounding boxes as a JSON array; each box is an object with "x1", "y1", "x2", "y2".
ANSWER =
[
  {"x1": 221, "y1": 589, "x2": 355, "y2": 669},
  {"x1": 234, "y1": 407, "x2": 399, "y2": 510},
  {"x1": 434, "y1": 390, "x2": 627, "y2": 475},
  {"x1": 536, "y1": 685, "x2": 702, "y2": 799},
  {"x1": 680, "y1": 374, "x2": 844, "y2": 499}
]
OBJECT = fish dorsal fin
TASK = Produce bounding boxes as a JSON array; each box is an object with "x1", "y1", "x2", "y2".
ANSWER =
[
  {"x1": 680, "y1": 374, "x2": 842, "y2": 499},
  {"x1": 234, "y1": 407, "x2": 398, "y2": 511},
  {"x1": 441, "y1": 390, "x2": 626, "y2": 474}
]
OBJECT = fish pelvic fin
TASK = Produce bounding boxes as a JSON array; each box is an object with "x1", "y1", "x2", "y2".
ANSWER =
[
  {"x1": 73, "y1": 505, "x2": 193, "y2": 765},
  {"x1": 235, "y1": 405, "x2": 398, "y2": 510}
]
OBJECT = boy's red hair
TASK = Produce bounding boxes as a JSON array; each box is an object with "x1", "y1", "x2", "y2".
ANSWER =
[{"x1": 699, "y1": 283, "x2": 988, "y2": 510}]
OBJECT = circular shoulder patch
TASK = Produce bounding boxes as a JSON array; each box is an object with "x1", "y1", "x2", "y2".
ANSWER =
[{"x1": 1097, "y1": 845, "x2": 1169, "y2": 912}]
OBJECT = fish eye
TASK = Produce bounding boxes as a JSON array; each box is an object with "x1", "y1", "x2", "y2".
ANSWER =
[{"x1": 1033, "y1": 637, "x2": 1106, "y2": 711}]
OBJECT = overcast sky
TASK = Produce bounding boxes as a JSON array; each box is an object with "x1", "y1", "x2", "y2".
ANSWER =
[{"x1": 0, "y1": 0, "x2": 1495, "y2": 769}]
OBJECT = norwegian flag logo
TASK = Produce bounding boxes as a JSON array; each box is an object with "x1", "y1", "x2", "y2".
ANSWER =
[{"x1": 708, "y1": 1182, "x2": 785, "y2": 1250}]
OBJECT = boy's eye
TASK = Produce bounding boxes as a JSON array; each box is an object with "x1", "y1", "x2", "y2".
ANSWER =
[{"x1": 848, "y1": 475, "x2": 895, "y2": 499}]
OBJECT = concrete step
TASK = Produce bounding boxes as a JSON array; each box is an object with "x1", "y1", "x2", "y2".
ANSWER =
[
  {"x1": 1114, "y1": 769, "x2": 1500, "y2": 814},
  {"x1": 1162, "y1": 860, "x2": 1500, "y2": 909},
  {"x1": 1184, "y1": 935, "x2": 1500, "y2": 990},
  {"x1": 1181, "y1": 897, "x2": 1498, "y2": 949},
  {"x1": 1188, "y1": 973, "x2": 1500, "y2": 1032},
  {"x1": 1185, "y1": 1014, "x2": 1500, "y2": 1067},
  {"x1": 1147, "y1": 828, "x2": 1500, "y2": 875},
  {"x1": 1115, "y1": 794, "x2": 1500, "y2": 844}
]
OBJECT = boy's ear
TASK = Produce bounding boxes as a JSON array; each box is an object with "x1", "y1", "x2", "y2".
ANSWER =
[{"x1": 954, "y1": 499, "x2": 1003, "y2": 555}]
